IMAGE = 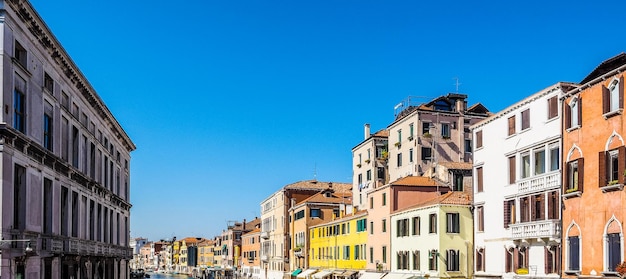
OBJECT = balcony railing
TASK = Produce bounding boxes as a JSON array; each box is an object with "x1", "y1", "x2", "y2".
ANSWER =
[
  {"x1": 260, "y1": 231, "x2": 269, "y2": 239},
  {"x1": 511, "y1": 219, "x2": 561, "y2": 240},
  {"x1": 517, "y1": 171, "x2": 560, "y2": 194}
]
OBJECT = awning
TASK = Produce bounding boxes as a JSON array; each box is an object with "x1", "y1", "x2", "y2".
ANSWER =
[
  {"x1": 292, "y1": 269, "x2": 302, "y2": 276},
  {"x1": 384, "y1": 273, "x2": 417, "y2": 279},
  {"x1": 313, "y1": 270, "x2": 332, "y2": 279},
  {"x1": 358, "y1": 272, "x2": 386, "y2": 279},
  {"x1": 341, "y1": 271, "x2": 357, "y2": 277},
  {"x1": 297, "y1": 269, "x2": 318, "y2": 279}
]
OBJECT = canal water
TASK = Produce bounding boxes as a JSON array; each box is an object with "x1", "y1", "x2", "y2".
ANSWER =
[{"x1": 147, "y1": 273, "x2": 194, "y2": 279}]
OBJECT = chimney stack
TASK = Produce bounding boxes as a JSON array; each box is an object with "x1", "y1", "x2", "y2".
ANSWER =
[{"x1": 364, "y1": 123, "x2": 371, "y2": 140}]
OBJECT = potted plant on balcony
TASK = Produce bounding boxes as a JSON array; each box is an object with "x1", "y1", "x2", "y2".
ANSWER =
[
  {"x1": 423, "y1": 133, "x2": 432, "y2": 138},
  {"x1": 616, "y1": 261, "x2": 626, "y2": 277}
]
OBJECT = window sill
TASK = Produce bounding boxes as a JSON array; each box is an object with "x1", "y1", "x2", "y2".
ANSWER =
[
  {"x1": 601, "y1": 183, "x2": 623, "y2": 193},
  {"x1": 601, "y1": 271, "x2": 621, "y2": 277},
  {"x1": 563, "y1": 190, "x2": 582, "y2": 199},
  {"x1": 566, "y1": 125, "x2": 581, "y2": 132},
  {"x1": 563, "y1": 270, "x2": 580, "y2": 276},
  {"x1": 602, "y1": 109, "x2": 623, "y2": 119}
]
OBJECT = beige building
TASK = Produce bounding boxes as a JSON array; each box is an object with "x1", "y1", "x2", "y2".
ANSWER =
[
  {"x1": 260, "y1": 180, "x2": 351, "y2": 279},
  {"x1": 352, "y1": 125, "x2": 389, "y2": 210},
  {"x1": 0, "y1": 1, "x2": 135, "y2": 278}
]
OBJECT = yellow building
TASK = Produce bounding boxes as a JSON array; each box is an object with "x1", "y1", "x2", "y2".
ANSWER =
[{"x1": 309, "y1": 210, "x2": 368, "y2": 274}]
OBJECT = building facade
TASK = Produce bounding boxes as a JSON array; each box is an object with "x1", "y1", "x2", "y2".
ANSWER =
[
  {"x1": 472, "y1": 83, "x2": 574, "y2": 279},
  {"x1": 0, "y1": 1, "x2": 135, "y2": 278},
  {"x1": 352, "y1": 124, "x2": 389, "y2": 210},
  {"x1": 561, "y1": 54, "x2": 626, "y2": 277}
]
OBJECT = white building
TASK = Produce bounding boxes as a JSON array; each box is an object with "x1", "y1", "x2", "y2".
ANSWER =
[
  {"x1": 351, "y1": 124, "x2": 388, "y2": 210},
  {"x1": 471, "y1": 83, "x2": 576, "y2": 279}
]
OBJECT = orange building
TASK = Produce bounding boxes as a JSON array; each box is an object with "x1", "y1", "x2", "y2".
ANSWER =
[{"x1": 562, "y1": 53, "x2": 626, "y2": 277}]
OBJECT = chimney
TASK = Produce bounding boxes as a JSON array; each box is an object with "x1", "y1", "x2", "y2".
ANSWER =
[{"x1": 364, "y1": 123, "x2": 371, "y2": 140}]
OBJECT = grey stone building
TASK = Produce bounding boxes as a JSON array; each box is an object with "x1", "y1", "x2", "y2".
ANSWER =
[{"x1": 0, "y1": 0, "x2": 135, "y2": 278}]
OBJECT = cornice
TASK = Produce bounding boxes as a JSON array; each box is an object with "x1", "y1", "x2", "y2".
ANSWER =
[{"x1": 6, "y1": 0, "x2": 136, "y2": 152}]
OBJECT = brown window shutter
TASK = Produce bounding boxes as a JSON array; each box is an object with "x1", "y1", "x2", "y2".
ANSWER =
[
  {"x1": 513, "y1": 247, "x2": 519, "y2": 270},
  {"x1": 509, "y1": 156, "x2": 516, "y2": 184},
  {"x1": 521, "y1": 109, "x2": 530, "y2": 130},
  {"x1": 503, "y1": 200, "x2": 509, "y2": 228},
  {"x1": 578, "y1": 98, "x2": 583, "y2": 126},
  {"x1": 564, "y1": 103, "x2": 571, "y2": 129},
  {"x1": 505, "y1": 248, "x2": 511, "y2": 273},
  {"x1": 556, "y1": 245, "x2": 562, "y2": 275},
  {"x1": 539, "y1": 194, "x2": 545, "y2": 220},
  {"x1": 599, "y1": 151, "x2": 607, "y2": 187},
  {"x1": 476, "y1": 131, "x2": 483, "y2": 148},
  {"x1": 547, "y1": 191, "x2": 555, "y2": 219},
  {"x1": 508, "y1": 116, "x2": 515, "y2": 136},
  {"x1": 563, "y1": 160, "x2": 569, "y2": 192},
  {"x1": 578, "y1": 158, "x2": 585, "y2": 192},
  {"x1": 530, "y1": 196, "x2": 536, "y2": 221},
  {"x1": 618, "y1": 76, "x2": 624, "y2": 111},
  {"x1": 619, "y1": 146, "x2": 625, "y2": 184},
  {"x1": 548, "y1": 97, "x2": 557, "y2": 119},
  {"x1": 524, "y1": 248, "x2": 529, "y2": 267},
  {"x1": 545, "y1": 247, "x2": 550, "y2": 274},
  {"x1": 603, "y1": 85, "x2": 610, "y2": 114},
  {"x1": 477, "y1": 167, "x2": 483, "y2": 192}
]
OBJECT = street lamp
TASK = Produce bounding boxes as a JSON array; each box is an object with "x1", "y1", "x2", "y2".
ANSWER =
[{"x1": 0, "y1": 238, "x2": 33, "y2": 252}]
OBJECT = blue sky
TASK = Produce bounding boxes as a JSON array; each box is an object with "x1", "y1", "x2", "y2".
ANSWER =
[{"x1": 29, "y1": 0, "x2": 626, "y2": 240}]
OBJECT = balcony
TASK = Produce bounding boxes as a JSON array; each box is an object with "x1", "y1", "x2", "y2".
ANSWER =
[
  {"x1": 260, "y1": 231, "x2": 269, "y2": 239},
  {"x1": 517, "y1": 171, "x2": 560, "y2": 195},
  {"x1": 511, "y1": 219, "x2": 561, "y2": 240},
  {"x1": 261, "y1": 255, "x2": 269, "y2": 262}
]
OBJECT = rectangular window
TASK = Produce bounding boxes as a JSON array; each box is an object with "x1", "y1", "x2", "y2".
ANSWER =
[
  {"x1": 397, "y1": 218, "x2": 409, "y2": 237},
  {"x1": 382, "y1": 219, "x2": 387, "y2": 233},
  {"x1": 310, "y1": 208, "x2": 320, "y2": 218},
  {"x1": 382, "y1": 246, "x2": 387, "y2": 263},
  {"x1": 520, "y1": 197, "x2": 530, "y2": 222},
  {"x1": 370, "y1": 247, "x2": 374, "y2": 264},
  {"x1": 366, "y1": 170, "x2": 372, "y2": 181},
  {"x1": 441, "y1": 123, "x2": 450, "y2": 138},
  {"x1": 476, "y1": 167, "x2": 483, "y2": 192},
  {"x1": 446, "y1": 250, "x2": 460, "y2": 271},
  {"x1": 476, "y1": 130, "x2": 483, "y2": 148},
  {"x1": 608, "y1": 233, "x2": 621, "y2": 271},
  {"x1": 508, "y1": 156, "x2": 516, "y2": 184},
  {"x1": 531, "y1": 194, "x2": 544, "y2": 221},
  {"x1": 565, "y1": 159, "x2": 583, "y2": 193},
  {"x1": 43, "y1": 178, "x2": 53, "y2": 234},
  {"x1": 370, "y1": 221, "x2": 374, "y2": 234},
  {"x1": 412, "y1": 251, "x2": 420, "y2": 270},
  {"x1": 409, "y1": 123, "x2": 414, "y2": 138},
  {"x1": 465, "y1": 139, "x2": 472, "y2": 153},
  {"x1": 547, "y1": 191, "x2": 558, "y2": 220},
  {"x1": 429, "y1": 213, "x2": 437, "y2": 233},
  {"x1": 44, "y1": 72, "x2": 54, "y2": 93},
  {"x1": 503, "y1": 200, "x2": 516, "y2": 228},
  {"x1": 412, "y1": 216, "x2": 420, "y2": 235},
  {"x1": 14, "y1": 40, "x2": 27, "y2": 67},
  {"x1": 446, "y1": 213, "x2": 460, "y2": 233},
  {"x1": 476, "y1": 206, "x2": 484, "y2": 232},
  {"x1": 370, "y1": 197, "x2": 373, "y2": 209},
  {"x1": 549, "y1": 145, "x2": 560, "y2": 171},
  {"x1": 422, "y1": 122, "x2": 430, "y2": 135},
  {"x1": 397, "y1": 129, "x2": 402, "y2": 143},
  {"x1": 397, "y1": 153, "x2": 402, "y2": 167},
  {"x1": 548, "y1": 96, "x2": 558, "y2": 119},
  {"x1": 409, "y1": 148, "x2": 414, "y2": 163},
  {"x1": 14, "y1": 164, "x2": 26, "y2": 230},
  {"x1": 13, "y1": 76, "x2": 26, "y2": 133},
  {"x1": 534, "y1": 149, "x2": 545, "y2": 175},
  {"x1": 382, "y1": 193, "x2": 386, "y2": 206},
  {"x1": 508, "y1": 116, "x2": 515, "y2": 136},
  {"x1": 521, "y1": 153, "x2": 530, "y2": 179},
  {"x1": 294, "y1": 210, "x2": 305, "y2": 220},
  {"x1": 521, "y1": 109, "x2": 530, "y2": 130},
  {"x1": 421, "y1": 147, "x2": 432, "y2": 161},
  {"x1": 43, "y1": 101, "x2": 53, "y2": 151},
  {"x1": 453, "y1": 174, "x2": 463, "y2": 191}
]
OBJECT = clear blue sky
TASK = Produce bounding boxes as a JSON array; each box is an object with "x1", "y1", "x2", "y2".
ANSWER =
[{"x1": 29, "y1": 0, "x2": 626, "y2": 240}]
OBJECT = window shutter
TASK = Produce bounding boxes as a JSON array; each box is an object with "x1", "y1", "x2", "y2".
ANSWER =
[
  {"x1": 603, "y1": 85, "x2": 610, "y2": 114},
  {"x1": 508, "y1": 116, "x2": 515, "y2": 136},
  {"x1": 619, "y1": 146, "x2": 625, "y2": 184},
  {"x1": 599, "y1": 151, "x2": 607, "y2": 187},
  {"x1": 539, "y1": 195, "x2": 545, "y2": 220},
  {"x1": 547, "y1": 191, "x2": 555, "y2": 220},
  {"x1": 556, "y1": 245, "x2": 562, "y2": 275},
  {"x1": 503, "y1": 200, "x2": 510, "y2": 228},
  {"x1": 618, "y1": 76, "x2": 624, "y2": 109},
  {"x1": 577, "y1": 98, "x2": 583, "y2": 126},
  {"x1": 578, "y1": 158, "x2": 584, "y2": 192},
  {"x1": 544, "y1": 247, "x2": 551, "y2": 274},
  {"x1": 505, "y1": 248, "x2": 511, "y2": 273},
  {"x1": 563, "y1": 160, "x2": 569, "y2": 192},
  {"x1": 477, "y1": 167, "x2": 483, "y2": 192},
  {"x1": 530, "y1": 196, "x2": 536, "y2": 221},
  {"x1": 513, "y1": 247, "x2": 519, "y2": 270},
  {"x1": 548, "y1": 96, "x2": 558, "y2": 119},
  {"x1": 509, "y1": 156, "x2": 516, "y2": 184},
  {"x1": 564, "y1": 103, "x2": 571, "y2": 129}
]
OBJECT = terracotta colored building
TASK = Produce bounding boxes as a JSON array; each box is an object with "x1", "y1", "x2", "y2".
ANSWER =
[{"x1": 562, "y1": 53, "x2": 626, "y2": 277}]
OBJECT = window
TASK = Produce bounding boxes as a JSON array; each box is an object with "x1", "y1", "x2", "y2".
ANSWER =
[
  {"x1": 521, "y1": 153, "x2": 530, "y2": 179},
  {"x1": 370, "y1": 247, "x2": 374, "y2": 264},
  {"x1": 507, "y1": 116, "x2": 515, "y2": 136},
  {"x1": 344, "y1": 246, "x2": 350, "y2": 260},
  {"x1": 370, "y1": 221, "x2": 374, "y2": 234},
  {"x1": 43, "y1": 101, "x2": 53, "y2": 151},
  {"x1": 13, "y1": 76, "x2": 26, "y2": 133},
  {"x1": 397, "y1": 251, "x2": 409, "y2": 270},
  {"x1": 412, "y1": 251, "x2": 420, "y2": 270},
  {"x1": 608, "y1": 233, "x2": 621, "y2": 272},
  {"x1": 446, "y1": 250, "x2": 460, "y2": 271},
  {"x1": 397, "y1": 129, "x2": 402, "y2": 143},
  {"x1": 409, "y1": 123, "x2": 414, "y2": 138},
  {"x1": 358, "y1": 174, "x2": 363, "y2": 185},
  {"x1": 503, "y1": 200, "x2": 516, "y2": 228},
  {"x1": 428, "y1": 250, "x2": 438, "y2": 270},
  {"x1": 310, "y1": 208, "x2": 320, "y2": 218},
  {"x1": 370, "y1": 197, "x2": 373, "y2": 209},
  {"x1": 366, "y1": 170, "x2": 372, "y2": 181},
  {"x1": 547, "y1": 96, "x2": 558, "y2": 119},
  {"x1": 603, "y1": 77, "x2": 624, "y2": 115},
  {"x1": 44, "y1": 72, "x2": 54, "y2": 93},
  {"x1": 412, "y1": 216, "x2": 420, "y2": 235},
  {"x1": 422, "y1": 122, "x2": 430, "y2": 135},
  {"x1": 409, "y1": 148, "x2": 414, "y2": 163},
  {"x1": 357, "y1": 219, "x2": 367, "y2": 232},
  {"x1": 464, "y1": 139, "x2": 472, "y2": 153},
  {"x1": 521, "y1": 109, "x2": 530, "y2": 130},
  {"x1": 549, "y1": 144, "x2": 560, "y2": 171},
  {"x1": 545, "y1": 245, "x2": 559, "y2": 274},
  {"x1": 476, "y1": 206, "x2": 484, "y2": 232},
  {"x1": 382, "y1": 219, "x2": 387, "y2": 233},
  {"x1": 476, "y1": 248, "x2": 485, "y2": 272},
  {"x1": 446, "y1": 213, "x2": 460, "y2": 233},
  {"x1": 421, "y1": 147, "x2": 432, "y2": 161},
  {"x1": 14, "y1": 164, "x2": 26, "y2": 230},
  {"x1": 531, "y1": 194, "x2": 544, "y2": 221},
  {"x1": 547, "y1": 191, "x2": 558, "y2": 220},
  {"x1": 565, "y1": 98, "x2": 582, "y2": 129},
  {"x1": 508, "y1": 156, "x2": 516, "y2": 184},
  {"x1": 520, "y1": 197, "x2": 530, "y2": 222},
  {"x1": 397, "y1": 218, "x2": 409, "y2": 237},
  {"x1": 505, "y1": 248, "x2": 514, "y2": 273},
  {"x1": 294, "y1": 210, "x2": 305, "y2": 220},
  {"x1": 453, "y1": 174, "x2": 463, "y2": 191},
  {"x1": 475, "y1": 130, "x2": 483, "y2": 148},
  {"x1": 476, "y1": 167, "x2": 483, "y2": 192},
  {"x1": 441, "y1": 123, "x2": 450, "y2": 138},
  {"x1": 429, "y1": 213, "x2": 437, "y2": 233},
  {"x1": 382, "y1": 246, "x2": 387, "y2": 263},
  {"x1": 565, "y1": 159, "x2": 583, "y2": 193},
  {"x1": 600, "y1": 147, "x2": 624, "y2": 187},
  {"x1": 382, "y1": 193, "x2": 386, "y2": 206},
  {"x1": 355, "y1": 245, "x2": 360, "y2": 260},
  {"x1": 534, "y1": 149, "x2": 545, "y2": 175},
  {"x1": 14, "y1": 40, "x2": 27, "y2": 67},
  {"x1": 397, "y1": 153, "x2": 402, "y2": 167}
]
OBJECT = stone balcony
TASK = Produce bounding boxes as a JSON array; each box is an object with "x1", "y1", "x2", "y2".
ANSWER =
[
  {"x1": 517, "y1": 171, "x2": 560, "y2": 195},
  {"x1": 260, "y1": 231, "x2": 269, "y2": 239},
  {"x1": 511, "y1": 219, "x2": 561, "y2": 240}
]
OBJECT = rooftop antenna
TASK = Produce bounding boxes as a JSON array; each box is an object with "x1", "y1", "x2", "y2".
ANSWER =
[{"x1": 453, "y1": 77, "x2": 461, "y2": 93}]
